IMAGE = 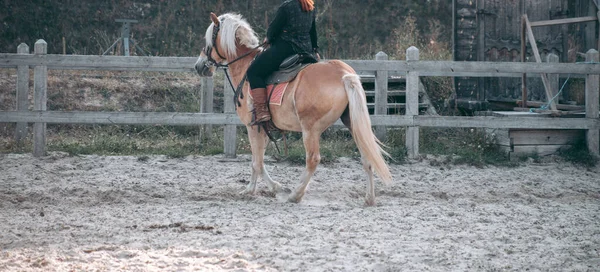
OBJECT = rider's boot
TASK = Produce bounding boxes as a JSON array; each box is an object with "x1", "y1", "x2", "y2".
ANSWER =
[{"x1": 250, "y1": 87, "x2": 271, "y2": 125}]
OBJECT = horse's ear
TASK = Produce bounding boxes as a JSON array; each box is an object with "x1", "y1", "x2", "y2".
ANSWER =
[{"x1": 210, "y1": 12, "x2": 220, "y2": 26}]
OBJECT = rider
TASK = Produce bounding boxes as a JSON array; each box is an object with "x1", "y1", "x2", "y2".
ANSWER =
[{"x1": 246, "y1": 0, "x2": 320, "y2": 125}]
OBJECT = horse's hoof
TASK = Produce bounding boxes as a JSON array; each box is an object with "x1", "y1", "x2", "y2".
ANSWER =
[
  {"x1": 364, "y1": 198, "x2": 376, "y2": 206},
  {"x1": 239, "y1": 188, "x2": 256, "y2": 195},
  {"x1": 287, "y1": 193, "x2": 304, "y2": 203},
  {"x1": 270, "y1": 182, "x2": 283, "y2": 193}
]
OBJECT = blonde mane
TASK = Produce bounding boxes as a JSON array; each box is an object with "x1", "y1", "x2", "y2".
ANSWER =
[{"x1": 204, "y1": 13, "x2": 259, "y2": 59}]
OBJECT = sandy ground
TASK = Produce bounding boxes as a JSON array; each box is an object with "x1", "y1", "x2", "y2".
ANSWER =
[{"x1": 0, "y1": 152, "x2": 599, "y2": 271}]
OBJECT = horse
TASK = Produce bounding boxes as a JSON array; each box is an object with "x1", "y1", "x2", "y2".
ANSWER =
[{"x1": 194, "y1": 12, "x2": 392, "y2": 205}]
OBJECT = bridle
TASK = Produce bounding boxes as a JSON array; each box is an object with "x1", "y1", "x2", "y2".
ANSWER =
[{"x1": 203, "y1": 20, "x2": 266, "y2": 108}]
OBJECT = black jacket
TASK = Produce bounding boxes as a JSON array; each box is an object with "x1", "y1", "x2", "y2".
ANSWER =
[{"x1": 266, "y1": 0, "x2": 318, "y2": 54}]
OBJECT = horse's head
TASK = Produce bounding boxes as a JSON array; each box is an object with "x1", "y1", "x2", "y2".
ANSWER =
[{"x1": 194, "y1": 12, "x2": 259, "y2": 77}]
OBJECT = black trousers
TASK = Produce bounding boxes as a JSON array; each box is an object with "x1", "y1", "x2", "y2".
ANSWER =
[{"x1": 247, "y1": 40, "x2": 295, "y2": 89}]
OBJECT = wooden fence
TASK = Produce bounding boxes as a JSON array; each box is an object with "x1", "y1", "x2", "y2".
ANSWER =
[{"x1": 1, "y1": 40, "x2": 599, "y2": 158}]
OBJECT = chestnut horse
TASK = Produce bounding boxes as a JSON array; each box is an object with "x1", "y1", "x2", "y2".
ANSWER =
[{"x1": 194, "y1": 12, "x2": 391, "y2": 205}]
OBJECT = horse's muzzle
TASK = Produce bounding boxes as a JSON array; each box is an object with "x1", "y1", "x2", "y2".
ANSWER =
[{"x1": 194, "y1": 58, "x2": 214, "y2": 77}]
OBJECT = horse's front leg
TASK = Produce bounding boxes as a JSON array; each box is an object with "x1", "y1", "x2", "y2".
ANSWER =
[{"x1": 240, "y1": 125, "x2": 281, "y2": 195}]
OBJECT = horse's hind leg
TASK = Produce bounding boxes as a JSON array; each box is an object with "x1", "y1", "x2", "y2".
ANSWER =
[
  {"x1": 342, "y1": 110, "x2": 376, "y2": 206},
  {"x1": 288, "y1": 130, "x2": 321, "y2": 203},
  {"x1": 361, "y1": 155, "x2": 376, "y2": 206},
  {"x1": 241, "y1": 125, "x2": 282, "y2": 195}
]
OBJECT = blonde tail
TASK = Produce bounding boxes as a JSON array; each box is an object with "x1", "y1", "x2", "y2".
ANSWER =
[{"x1": 342, "y1": 74, "x2": 392, "y2": 185}]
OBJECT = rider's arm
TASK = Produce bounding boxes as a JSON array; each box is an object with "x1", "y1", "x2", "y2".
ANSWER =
[
  {"x1": 310, "y1": 19, "x2": 318, "y2": 51},
  {"x1": 266, "y1": 6, "x2": 286, "y2": 44}
]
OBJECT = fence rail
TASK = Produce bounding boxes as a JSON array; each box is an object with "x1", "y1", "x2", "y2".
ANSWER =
[{"x1": 1, "y1": 40, "x2": 598, "y2": 158}]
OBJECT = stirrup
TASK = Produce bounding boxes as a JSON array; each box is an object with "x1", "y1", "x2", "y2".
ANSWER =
[{"x1": 250, "y1": 109, "x2": 271, "y2": 126}]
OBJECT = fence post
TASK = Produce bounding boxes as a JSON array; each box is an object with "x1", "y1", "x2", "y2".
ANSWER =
[
  {"x1": 405, "y1": 46, "x2": 420, "y2": 159},
  {"x1": 33, "y1": 40, "x2": 47, "y2": 157},
  {"x1": 547, "y1": 53, "x2": 560, "y2": 101},
  {"x1": 374, "y1": 51, "x2": 388, "y2": 141},
  {"x1": 199, "y1": 77, "x2": 214, "y2": 141},
  {"x1": 585, "y1": 49, "x2": 599, "y2": 157},
  {"x1": 223, "y1": 72, "x2": 237, "y2": 158},
  {"x1": 15, "y1": 43, "x2": 30, "y2": 146}
]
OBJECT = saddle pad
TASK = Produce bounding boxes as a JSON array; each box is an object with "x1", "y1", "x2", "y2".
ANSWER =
[{"x1": 267, "y1": 83, "x2": 289, "y2": 106}]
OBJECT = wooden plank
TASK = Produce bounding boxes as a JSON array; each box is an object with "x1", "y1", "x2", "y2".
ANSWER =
[
  {"x1": 367, "y1": 115, "x2": 600, "y2": 129},
  {"x1": 524, "y1": 15, "x2": 557, "y2": 111},
  {"x1": 364, "y1": 90, "x2": 406, "y2": 97},
  {"x1": 366, "y1": 103, "x2": 429, "y2": 109},
  {"x1": 511, "y1": 145, "x2": 572, "y2": 156},
  {"x1": 529, "y1": 16, "x2": 598, "y2": 27},
  {"x1": 3, "y1": 54, "x2": 600, "y2": 76},
  {"x1": 345, "y1": 60, "x2": 600, "y2": 75},
  {"x1": 33, "y1": 40, "x2": 47, "y2": 157},
  {"x1": 374, "y1": 51, "x2": 388, "y2": 141},
  {"x1": 2, "y1": 111, "x2": 599, "y2": 130},
  {"x1": 0, "y1": 111, "x2": 243, "y2": 125},
  {"x1": 510, "y1": 129, "x2": 585, "y2": 145},
  {"x1": 515, "y1": 100, "x2": 584, "y2": 111},
  {"x1": 0, "y1": 54, "x2": 198, "y2": 72},
  {"x1": 15, "y1": 43, "x2": 29, "y2": 144}
]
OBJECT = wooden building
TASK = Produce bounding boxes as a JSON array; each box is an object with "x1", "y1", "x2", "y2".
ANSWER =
[{"x1": 453, "y1": 0, "x2": 599, "y2": 111}]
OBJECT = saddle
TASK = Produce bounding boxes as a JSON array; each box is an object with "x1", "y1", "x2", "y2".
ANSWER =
[{"x1": 265, "y1": 53, "x2": 318, "y2": 85}]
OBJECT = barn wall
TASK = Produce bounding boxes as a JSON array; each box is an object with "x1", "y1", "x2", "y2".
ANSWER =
[{"x1": 454, "y1": 0, "x2": 598, "y2": 105}]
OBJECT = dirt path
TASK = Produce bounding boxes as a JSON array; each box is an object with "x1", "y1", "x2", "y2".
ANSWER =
[{"x1": 1, "y1": 152, "x2": 599, "y2": 271}]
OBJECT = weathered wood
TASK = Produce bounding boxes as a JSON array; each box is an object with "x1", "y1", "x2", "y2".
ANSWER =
[
  {"x1": 15, "y1": 43, "x2": 29, "y2": 144},
  {"x1": 405, "y1": 47, "x2": 420, "y2": 159},
  {"x1": 510, "y1": 129, "x2": 585, "y2": 145},
  {"x1": 366, "y1": 103, "x2": 429, "y2": 109},
  {"x1": 0, "y1": 111, "x2": 241, "y2": 125},
  {"x1": 374, "y1": 51, "x2": 388, "y2": 141},
  {"x1": 521, "y1": 16, "x2": 527, "y2": 108},
  {"x1": 476, "y1": 0, "x2": 485, "y2": 100},
  {"x1": 2, "y1": 54, "x2": 600, "y2": 76},
  {"x1": 516, "y1": 100, "x2": 584, "y2": 111},
  {"x1": 0, "y1": 54, "x2": 198, "y2": 72},
  {"x1": 524, "y1": 15, "x2": 557, "y2": 111},
  {"x1": 368, "y1": 115, "x2": 599, "y2": 129},
  {"x1": 529, "y1": 16, "x2": 598, "y2": 27},
  {"x1": 511, "y1": 145, "x2": 573, "y2": 157},
  {"x1": 223, "y1": 72, "x2": 237, "y2": 158},
  {"x1": 585, "y1": 49, "x2": 600, "y2": 156},
  {"x1": 199, "y1": 77, "x2": 214, "y2": 141},
  {"x1": 2, "y1": 111, "x2": 598, "y2": 130},
  {"x1": 33, "y1": 40, "x2": 47, "y2": 157},
  {"x1": 547, "y1": 54, "x2": 560, "y2": 101}
]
